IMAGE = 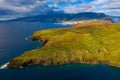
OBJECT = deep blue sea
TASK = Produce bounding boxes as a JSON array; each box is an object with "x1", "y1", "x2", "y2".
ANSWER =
[{"x1": 0, "y1": 22, "x2": 120, "y2": 80}]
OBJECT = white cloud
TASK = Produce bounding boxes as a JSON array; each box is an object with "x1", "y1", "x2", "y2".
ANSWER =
[
  {"x1": 63, "y1": 0, "x2": 120, "y2": 16},
  {"x1": 64, "y1": 4, "x2": 93, "y2": 13},
  {"x1": 70, "y1": 0, "x2": 78, "y2": 3},
  {"x1": 0, "y1": 0, "x2": 3, "y2": 2},
  {"x1": 92, "y1": 0, "x2": 120, "y2": 16},
  {"x1": 92, "y1": 0, "x2": 108, "y2": 4},
  {"x1": 0, "y1": 0, "x2": 47, "y2": 13},
  {"x1": 100, "y1": 0, "x2": 120, "y2": 9},
  {"x1": 0, "y1": 0, "x2": 51, "y2": 20}
]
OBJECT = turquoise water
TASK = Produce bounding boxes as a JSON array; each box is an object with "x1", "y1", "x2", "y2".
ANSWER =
[{"x1": 0, "y1": 22, "x2": 120, "y2": 80}]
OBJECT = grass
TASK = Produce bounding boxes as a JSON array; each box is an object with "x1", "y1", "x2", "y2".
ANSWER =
[{"x1": 7, "y1": 20, "x2": 120, "y2": 68}]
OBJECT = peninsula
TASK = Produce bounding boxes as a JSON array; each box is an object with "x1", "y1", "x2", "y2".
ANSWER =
[{"x1": 7, "y1": 20, "x2": 120, "y2": 68}]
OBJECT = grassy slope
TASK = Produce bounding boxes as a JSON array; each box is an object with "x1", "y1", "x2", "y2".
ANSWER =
[{"x1": 7, "y1": 20, "x2": 120, "y2": 68}]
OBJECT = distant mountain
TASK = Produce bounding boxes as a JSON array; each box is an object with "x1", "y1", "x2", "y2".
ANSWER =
[
  {"x1": 5, "y1": 12, "x2": 112, "y2": 23},
  {"x1": 110, "y1": 16, "x2": 120, "y2": 23}
]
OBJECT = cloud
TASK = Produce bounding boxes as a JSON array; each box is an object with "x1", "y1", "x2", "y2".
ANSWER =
[
  {"x1": 0, "y1": 0, "x2": 70, "y2": 20},
  {"x1": 0, "y1": 0, "x2": 120, "y2": 20},
  {"x1": 70, "y1": 0, "x2": 78, "y2": 3},
  {"x1": 0, "y1": 0, "x2": 47, "y2": 13},
  {"x1": 64, "y1": 4, "x2": 93, "y2": 13},
  {"x1": 92, "y1": 0, "x2": 108, "y2": 4},
  {"x1": 63, "y1": 0, "x2": 120, "y2": 16},
  {"x1": 0, "y1": 0, "x2": 53, "y2": 20},
  {"x1": 92, "y1": 0, "x2": 120, "y2": 16}
]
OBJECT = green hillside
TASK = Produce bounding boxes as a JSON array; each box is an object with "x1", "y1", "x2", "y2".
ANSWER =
[{"x1": 7, "y1": 20, "x2": 120, "y2": 68}]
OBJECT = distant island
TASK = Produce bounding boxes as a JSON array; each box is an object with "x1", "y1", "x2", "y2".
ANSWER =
[
  {"x1": 2, "y1": 12, "x2": 120, "y2": 23},
  {"x1": 4, "y1": 12, "x2": 112, "y2": 23},
  {"x1": 7, "y1": 19, "x2": 120, "y2": 68}
]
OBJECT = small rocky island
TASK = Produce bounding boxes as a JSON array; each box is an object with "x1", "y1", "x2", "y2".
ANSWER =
[{"x1": 7, "y1": 20, "x2": 120, "y2": 68}]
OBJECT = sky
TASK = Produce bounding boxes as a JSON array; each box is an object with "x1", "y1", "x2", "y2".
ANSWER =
[{"x1": 0, "y1": 0, "x2": 120, "y2": 20}]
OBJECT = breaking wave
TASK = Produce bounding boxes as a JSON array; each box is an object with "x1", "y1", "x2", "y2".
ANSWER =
[{"x1": 0, "y1": 62, "x2": 9, "y2": 69}]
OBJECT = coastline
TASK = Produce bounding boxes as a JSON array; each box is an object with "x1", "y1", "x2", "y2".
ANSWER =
[{"x1": 7, "y1": 20, "x2": 120, "y2": 68}]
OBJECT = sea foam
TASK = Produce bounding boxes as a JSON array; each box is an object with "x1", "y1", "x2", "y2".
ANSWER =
[{"x1": 0, "y1": 62, "x2": 9, "y2": 69}]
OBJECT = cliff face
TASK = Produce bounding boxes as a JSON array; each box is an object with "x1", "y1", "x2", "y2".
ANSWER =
[{"x1": 7, "y1": 20, "x2": 120, "y2": 68}]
